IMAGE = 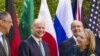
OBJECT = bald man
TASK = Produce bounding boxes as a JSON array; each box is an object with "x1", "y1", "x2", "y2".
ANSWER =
[
  {"x1": 59, "y1": 20, "x2": 84, "y2": 56},
  {"x1": 19, "y1": 19, "x2": 50, "y2": 56}
]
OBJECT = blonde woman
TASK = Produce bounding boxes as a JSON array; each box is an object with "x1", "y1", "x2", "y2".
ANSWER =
[{"x1": 76, "y1": 29, "x2": 96, "y2": 56}]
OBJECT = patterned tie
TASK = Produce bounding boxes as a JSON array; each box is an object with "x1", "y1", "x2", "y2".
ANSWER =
[
  {"x1": 39, "y1": 41, "x2": 45, "y2": 56},
  {"x1": 2, "y1": 36, "x2": 9, "y2": 56}
]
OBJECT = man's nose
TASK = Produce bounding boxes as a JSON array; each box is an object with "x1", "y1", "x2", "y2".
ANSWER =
[{"x1": 11, "y1": 22, "x2": 13, "y2": 26}]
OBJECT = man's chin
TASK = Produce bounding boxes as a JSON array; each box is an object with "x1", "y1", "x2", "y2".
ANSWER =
[
  {"x1": 75, "y1": 33, "x2": 81, "y2": 36},
  {"x1": 39, "y1": 35, "x2": 43, "y2": 37},
  {"x1": 36, "y1": 35, "x2": 43, "y2": 38}
]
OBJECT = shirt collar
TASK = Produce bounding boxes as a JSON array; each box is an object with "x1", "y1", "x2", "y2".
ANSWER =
[
  {"x1": 0, "y1": 32, "x2": 3, "y2": 44},
  {"x1": 73, "y1": 35, "x2": 78, "y2": 45},
  {"x1": 31, "y1": 34, "x2": 42, "y2": 45},
  {"x1": 0, "y1": 32, "x2": 3, "y2": 36}
]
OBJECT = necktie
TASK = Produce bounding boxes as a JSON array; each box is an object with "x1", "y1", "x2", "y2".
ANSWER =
[
  {"x1": 2, "y1": 36, "x2": 9, "y2": 56},
  {"x1": 39, "y1": 41, "x2": 45, "y2": 56}
]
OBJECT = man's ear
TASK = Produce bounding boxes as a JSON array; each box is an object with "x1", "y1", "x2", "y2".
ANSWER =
[
  {"x1": 31, "y1": 27, "x2": 33, "y2": 32},
  {"x1": 0, "y1": 20, "x2": 3, "y2": 25},
  {"x1": 0, "y1": 20, "x2": 2, "y2": 23},
  {"x1": 0, "y1": 20, "x2": 4, "y2": 26}
]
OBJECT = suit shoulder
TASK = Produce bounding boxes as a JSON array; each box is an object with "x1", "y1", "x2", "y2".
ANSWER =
[
  {"x1": 20, "y1": 39, "x2": 30, "y2": 47},
  {"x1": 62, "y1": 37, "x2": 73, "y2": 44}
]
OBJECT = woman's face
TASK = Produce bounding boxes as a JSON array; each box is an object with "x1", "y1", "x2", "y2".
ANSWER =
[{"x1": 77, "y1": 32, "x2": 89, "y2": 49}]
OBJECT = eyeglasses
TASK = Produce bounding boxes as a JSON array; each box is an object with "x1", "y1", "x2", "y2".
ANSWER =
[{"x1": 2, "y1": 20, "x2": 12, "y2": 24}]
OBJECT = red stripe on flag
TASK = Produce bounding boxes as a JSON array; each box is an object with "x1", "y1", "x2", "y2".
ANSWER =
[
  {"x1": 78, "y1": 2, "x2": 81, "y2": 21},
  {"x1": 10, "y1": 14, "x2": 21, "y2": 56},
  {"x1": 76, "y1": 0, "x2": 81, "y2": 21},
  {"x1": 42, "y1": 32, "x2": 58, "y2": 56}
]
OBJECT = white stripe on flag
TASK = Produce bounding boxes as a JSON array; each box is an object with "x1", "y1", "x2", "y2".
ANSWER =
[{"x1": 38, "y1": 0, "x2": 58, "y2": 56}]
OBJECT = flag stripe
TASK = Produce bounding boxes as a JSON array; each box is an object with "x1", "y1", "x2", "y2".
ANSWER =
[
  {"x1": 77, "y1": 2, "x2": 81, "y2": 20},
  {"x1": 72, "y1": 0, "x2": 77, "y2": 20},
  {"x1": 54, "y1": 15, "x2": 67, "y2": 47},
  {"x1": 43, "y1": 32, "x2": 58, "y2": 56}
]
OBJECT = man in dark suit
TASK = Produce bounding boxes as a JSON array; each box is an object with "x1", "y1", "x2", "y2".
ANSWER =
[
  {"x1": 19, "y1": 18, "x2": 50, "y2": 56},
  {"x1": 0, "y1": 12, "x2": 13, "y2": 56},
  {"x1": 59, "y1": 20, "x2": 84, "y2": 56}
]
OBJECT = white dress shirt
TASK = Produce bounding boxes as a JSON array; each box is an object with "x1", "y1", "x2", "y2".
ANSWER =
[
  {"x1": 31, "y1": 35, "x2": 45, "y2": 56},
  {"x1": 73, "y1": 36, "x2": 79, "y2": 45},
  {"x1": 0, "y1": 32, "x2": 3, "y2": 45}
]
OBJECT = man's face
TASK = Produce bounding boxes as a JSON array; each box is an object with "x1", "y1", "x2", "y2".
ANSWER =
[
  {"x1": 2, "y1": 15, "x2": 13, "y2": 34},
  {"x1": 32, "y1": 22, "x2": 45, "y2": 38},
  {"x1": 71, "y1": 21, "x2": 84, "y2": 37}
]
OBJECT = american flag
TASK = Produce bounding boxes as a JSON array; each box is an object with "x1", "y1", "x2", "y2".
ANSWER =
[
  {"x1": 88, "y1": 0, "x2": 100, "y2": 55},
  {"x1": 88, "y1": 0, "x2": 100, "y2": 38}
]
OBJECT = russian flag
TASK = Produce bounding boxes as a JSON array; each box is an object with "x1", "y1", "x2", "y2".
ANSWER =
[
  {"x1": 54, "y1": 0, "x2": 74, "y2": 47},
  {"x1": 38, "y1": 0, "x2": 58, "y2": 56}
]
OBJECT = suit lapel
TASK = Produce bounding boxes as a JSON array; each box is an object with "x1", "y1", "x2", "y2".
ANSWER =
[
  {"x1": 6, "y1": 37, "x2": 10, "y2": 56},
  {"x1": 28, "y1": 36, "x2": 43, "y2": 56},
  {"x1": 42, "y1": 41, "x2": 49, "y2": 56},
  {"x1": 70, "y1": 36, "x2": 76, "y2": 45},
  {"x1": 0, "y1": 42, "x2": 6, "y2": 56}
]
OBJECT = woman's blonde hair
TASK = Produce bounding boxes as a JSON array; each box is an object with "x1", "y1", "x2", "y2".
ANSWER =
[{"x1": 84, "y1": 29, "x2": 95, "y2": 53}]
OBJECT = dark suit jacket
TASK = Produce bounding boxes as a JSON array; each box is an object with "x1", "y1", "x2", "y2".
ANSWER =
[
  {"x1": 19, "y1": 36, "x2": 50, "y2": 56},
  {"x1": 0, "y1": 37, "x2": 10, "y2": 56},
  {"x1": 59, "y1": 36, "x2": 76, "y2": 56}
]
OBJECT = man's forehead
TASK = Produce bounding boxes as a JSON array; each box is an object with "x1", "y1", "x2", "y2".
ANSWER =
[
  {"x1": 33, "y1": 19, "x2": 45, "y2": 26},
  {"x1": 73, "y1": 20, "x2": 82, "y2": 23},
  {"x1": 72, "y1": 20, "x2": 83, "y2": 26}
]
